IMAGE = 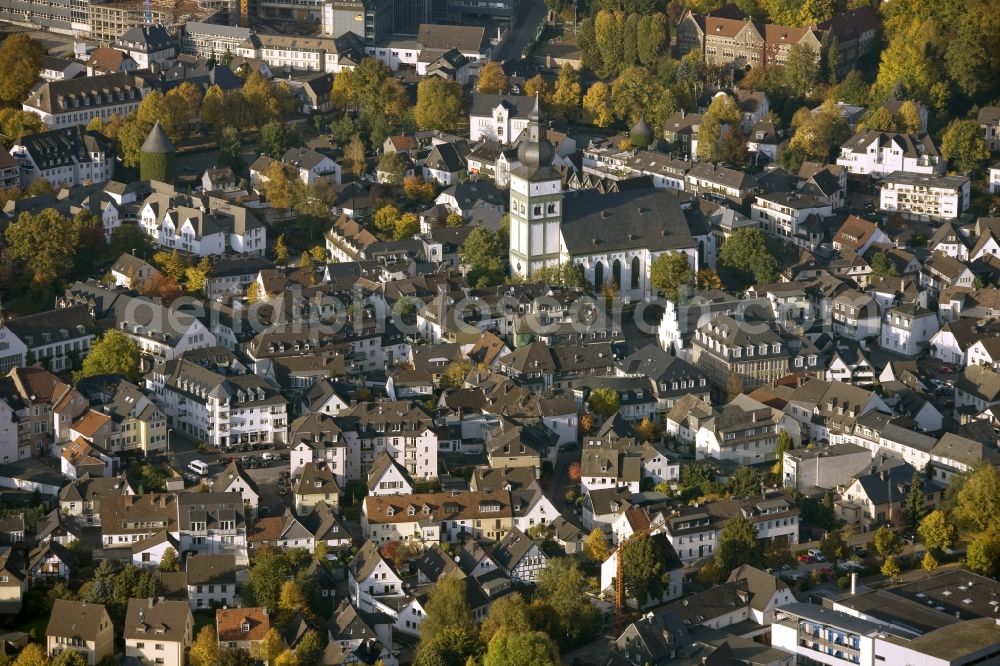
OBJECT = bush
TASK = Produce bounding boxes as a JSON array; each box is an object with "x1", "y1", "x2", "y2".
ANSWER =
[{"x1": 837, "y1": 575, "x2": 849, "y2": 589}]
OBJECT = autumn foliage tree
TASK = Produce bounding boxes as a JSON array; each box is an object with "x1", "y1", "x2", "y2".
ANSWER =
[
  {"x1": 567, "y1": 462, "x2": 582, "y2": 483},
  {"x1": 477, "y1": 61, "x2": 509, "y2": 94}
]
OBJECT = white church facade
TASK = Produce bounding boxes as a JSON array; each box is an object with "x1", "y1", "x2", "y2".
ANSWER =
[{"x1": 508, "y1": 99, "x2": 700, "y2": 300}]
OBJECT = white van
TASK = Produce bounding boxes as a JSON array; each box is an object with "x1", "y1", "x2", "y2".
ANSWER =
[{"x1": 188, "y1": 460, "x2": 209, "y2": 476}]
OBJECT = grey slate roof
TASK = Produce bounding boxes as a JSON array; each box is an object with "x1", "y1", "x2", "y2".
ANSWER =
[{"x1": 560, "y1": 188, "x2": 696, "y2": 255}]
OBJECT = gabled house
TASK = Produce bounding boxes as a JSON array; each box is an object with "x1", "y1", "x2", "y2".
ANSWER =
[
  {"x1": 124, "y1": 598, "x2": 194, "y2": 666},
  {"x1": 46, "y1": 600, "x2": 114, "y2": 665},
  {"x1": 185, "y1": 554, "x2": 237, "y2": 610},
  {"x1": 210, "y1": 461, "x2": 261, "y2": 518},
  {"x1": 491, "y1": 528, "x2": 547, "y2": 584},
  {"x1": 293, "y1": 462, "x2": 341, "y2": 513},
  {"x1": 349, "y1": 540, "x2": 404, "y2": 612},
  {"x1": 176, "y1": 492, "x2": 248, "y2": 565},
  {"x1": 216, "y1": 607, "x2": 271, "y2": 652},
  {"x1": 366, "y1": 451, "x2": 415, "y2": 497}
]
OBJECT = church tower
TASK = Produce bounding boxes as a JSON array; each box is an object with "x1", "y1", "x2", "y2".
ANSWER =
[{"x1": 508, "y1": 96, "x2": 563, "y2": 279}]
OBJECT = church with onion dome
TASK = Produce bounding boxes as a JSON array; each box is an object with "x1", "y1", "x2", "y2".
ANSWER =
[{"x1": 508, "y1": 98, "x2": 701, "y2": 300}]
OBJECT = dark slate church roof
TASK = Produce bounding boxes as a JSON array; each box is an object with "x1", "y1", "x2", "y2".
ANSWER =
[{"x1": 561, "y1": 189, "x2": 696, "y2": 255}]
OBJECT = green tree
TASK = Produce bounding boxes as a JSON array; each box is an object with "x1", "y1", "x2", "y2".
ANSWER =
[
  {"x1": 819, "y1": 528, "x2": 850, "y2": 564},
  {"x1": 904, "y1": 471, "x2": 927, "y2": 530},
  {"x1": 4, "y1": 208, "x2": 77, "y2": 288},
  {"x1": 611, "y1": 67, "x2": 675, "y2": 129},
  {"x1": 345, "y1": 134, "x2": 367, "y2": 178},
  {"x1": 0, "y1": 108, "x2": 46, "y2": 140},
  {"x1": 582, "y1": 82, "x2": 614, "y2": 128},
  {"x1": 260, "y1": 121, "x2": 303, "y2": 158},
  {"x1": 917, "y1": 510, "x2": 956, "y2": 553},
  {"x1": 789, "y1": 100, "x2": 851, "y2": 162},
  {"x1": 696, "y1": 96, "x2": 738, "y2": 163},
  {"x1": 941, "y1": 119, "x2": 990, "y2": 173},
  {"x1": 263, "y1": 162, "x2": 299, "y2": 210},
  {"x1": 954, "y1": 463, "x2": 1000, "y2": 532},
  {"x1": 713, "y1": 515, "x2": 764, "y2": 576},
  {"x1": 636, "y1": 13, "x2": 668, "y2": 66},
  {"x1": 218, "y1": 126, "x2": 244, "y2": 172},
  {"x1": 117, "y1": 114, "x2": 151, "y2": 167},
  {"x1": 414, "y1": 78, "x2": 465, "y2": 132},
  {"x1": 869, "y1": 252, "x2": 900, "y2": 278},
  {"x1": 549, "y1": 64, "x2": 581, "y2": 120},
  {"x1": 594, "y1": 10, "x2": 625, "y2": 78},
  {"x1": 12, "y1": 643, "x2": 48, "y2": 666},
  {"x1": 532, "y1": 262, "x2": 585, "y2": 287},
  {"x1": 159, "y1": 546, "x2": 179, "y2": 572},
  {"x1": 897, "y1": 101, "x2": 923, "y2": 133},
  {"x1": 189, "y1": 627, "x2": 221, "y2": 666},
  {"x1": 108, "y1": 224, "x2": 154, "y2": 260},
  {"x1": 394, "y1": 212, "x2": 420, "y2": 240},
  {"x1": 0, "y1": 34, "x2": 44, "y2": 105},
  {"x1": 278, "y1": 579, "x2": 313, "y2": 624},
  {"x1": 482, "y1": 632, "x2": 558, "y2": 666},
  {"x1": 524, "y1": 75, "x2": 552, "y2": 103},
  {"x1": 859, "y1": 106, "x2": 897, "y2": 132},
  {"x1": 378, "y1": 151, "x2": 405, "y2": 185},
  {"x1": 727, "y1": 467, "x2": 763, "y2": 497},
  {"x1": 273, "y1": 234, "x2": 289, "y2": 264},
  {"x1": 477, "y1": 61, "x2": 509, "y2": 94},
  {"x1": 460, "y1": 227, "x2": 504, "y2": 287},
  {"x1": 536, "y1": 558, "x2": 600, "y2": 649},
  {"x1": 774, "y1": 430, "x2": 793, "y2": 475},
  {"x1": 583, "y1": 528, "x2": 609, "y2": 563},
  {"x1": 243, "y1": 546, "x2": 292, "y2": 613},
  {"x1": 578, "y1": 18, "x2": 602, "y2": 73},
  {"x1": 650, "y1": 253, "x2": 692, "y2": 302},
  {"x1": 718, "y1": 227, "x2": 779, "y2": 288},
  {"x1": 881, "y1": 555, "x2": 901, "y2": 580},
  {"x1": 421, "y1": 576, "x2": 473, "y2": 645},
  {"x1": 415, "y1": 627, "x2": 479, "y2": 666},
  {"x1": 783, "y1": 43, "x2": 820, "y2": 93},
  {"x1": 588, "y1": 387, "x2": 620, "y2": 418},
  {"x1": 921, "y1": 550, "x2": 939, "y2": 572},
  {"x1": 479, "y1": 593, "x2": 533, "y2": 645},
  {"x1": 872, "y1": 525, "x2": 902, "y2": 561},
  {"x1": 621, "y1": 533, "x2": 670, "y2": 605},
  {"x1": 273, "y1": 651, "x2": 297, "y2": 666},
  {"x1": 75, "y1": 330, "x2": 141, "y2": 383},
  {"x1": 51, "y1": 651, "x2": 85, "y2": 666},
  {"x1": 294, "y1": 630, "x2": 323, "y2": 666},
  {"x1": 718, "y1": 126, "x2": 749, "y2": 167},
  {"x1": 254, "y1": 628, "x2": 285, "y2": 664},
  {"x1": 201, "y1": 84, "x2": 226, "y2": 130},
  {"x1": 373, "y1": 204, "x2": 401, "y2": 239},
  {"x1": 967, "y1": 531, "x2": 1000, "y2": 577},
  {"x1": 872, "y1": 17, "x2": 943, "y2": 107}
]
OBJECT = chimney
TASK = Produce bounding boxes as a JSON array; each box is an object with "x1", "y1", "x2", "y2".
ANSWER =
[{"x1": 850, "y1": 572, "x2": 857, "y2": 595}]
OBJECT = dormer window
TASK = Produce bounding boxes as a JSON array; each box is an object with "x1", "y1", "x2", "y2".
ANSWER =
[{"x1": 241, "y1": 622, "x2": 250, "y2": 633}]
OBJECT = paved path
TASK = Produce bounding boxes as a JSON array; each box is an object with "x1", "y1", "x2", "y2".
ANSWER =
[{"x1": 494, "y1": 0, "x2": 548, "y2": 63}]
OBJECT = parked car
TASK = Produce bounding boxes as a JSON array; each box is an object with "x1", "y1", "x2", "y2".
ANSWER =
[
  {"x1": 840, "y1": 561, "x2": 864, "y2": 571},
  {"x1": 797, "y1": 554, "x2": 815, "y2": 564},
  {"x1": 262, "y1": 452, "x2": 275, "y2": 461},
  {"x1": 851, "y1": 545, "x2": 868, "y2": 557},
  {"x1": 807, "y1": 549, "x2": 826, "y2": 562}
]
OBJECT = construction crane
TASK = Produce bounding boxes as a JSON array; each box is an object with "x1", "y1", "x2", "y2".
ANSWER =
[{"x1": 614, "y1": 528, "x2": 649, "y2": 634}]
